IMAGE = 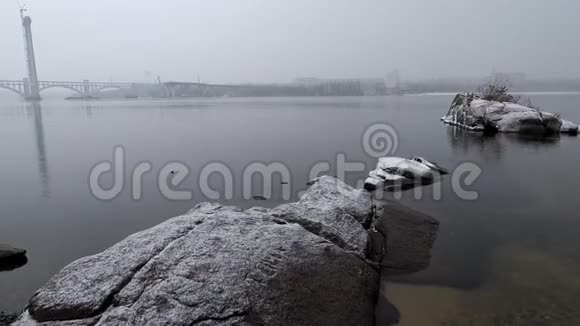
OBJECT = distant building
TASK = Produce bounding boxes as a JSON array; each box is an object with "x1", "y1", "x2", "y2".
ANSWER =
[{"x1": 384, "y1": 70, "x2": 404, "y2": 95}]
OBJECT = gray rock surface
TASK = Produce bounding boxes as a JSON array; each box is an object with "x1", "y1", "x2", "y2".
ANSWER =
[
  {"x1": 442, "y1": 93, "x2": 578, "y2": 135},
  {"x1": 272, "y1": 176, "x2": 374, "y2": 257},
  {"x1": 0, "y1": 244, "x2": 26, "y2": 260},
  {"x1": 14, "y1": 176, "x2": 381, "y2": 326},
  {"x1": 376, "y1": 200, "x2": 440, "y2": 275}
]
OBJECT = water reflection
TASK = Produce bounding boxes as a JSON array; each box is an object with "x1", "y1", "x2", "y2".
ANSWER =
[
  {"x1": 446, "y1": 126, "x2": 561, "y2": 161},
  {"x1": 446, "y1": 126, "x2": 503, "y2": 161},
  {"x1": 501, "y1": 132, "x2": 561, "y2": 147},
  {"x1": 82, "y1": 102, "x2": 93, "y2": 118},
  {"x1": 27, "y1": 102, "x2": 50, "y2": 198}
]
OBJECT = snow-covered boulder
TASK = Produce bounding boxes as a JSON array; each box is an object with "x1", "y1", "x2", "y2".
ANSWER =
[
  {"x1": 12, "y1": 176, "x2": 443, "y2": 326},
  {"x1": 561, "y1": 119, "x2": 579, "y2": 135},
  {"x1": 364, "y1": 157, "x2": 448, "y2": 191},
  {"x1": 442, "y1": 93, "x2": 578, "y2": 135},
  {"x1": 13, "y1": 177, "x2": 382, "y2": 326}
]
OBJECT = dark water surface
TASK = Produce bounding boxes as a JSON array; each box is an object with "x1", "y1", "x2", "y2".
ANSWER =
[{"x1": 1, "y1": 94, "x2": 579, "y2": 323}]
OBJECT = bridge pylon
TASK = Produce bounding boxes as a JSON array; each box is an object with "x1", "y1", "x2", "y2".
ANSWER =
[
  {"x1": 83, "y1": 80, "x2": 91, "y2": 97},
  {"x1": 21, "y1": 9, "x2": 41, "y2": 101}
]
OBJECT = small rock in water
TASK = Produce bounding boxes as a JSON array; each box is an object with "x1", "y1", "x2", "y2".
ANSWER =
[
  {"x1": 0, "y1": 255, "x2": 28, "y2": 272},
  {"x1": 0, "y1": 244, "x2": 26, "y2": 260},
  {"x1": 561, "y1": 119, "x2": 579, "y2": 135},
  {"x1": 252, "y1": 195, "x2": 267, "y2": 200},
  {"x1": 364, "y1": 156, "x2": 448, "y2": 191},
  {"x1": 0, "y1": 244, "x2": 28, "y2": 272}
]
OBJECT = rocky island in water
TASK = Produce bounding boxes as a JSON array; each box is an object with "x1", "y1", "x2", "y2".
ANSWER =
[{"x1": 442, "y1": 93, "x2": 579, "y2": 135}]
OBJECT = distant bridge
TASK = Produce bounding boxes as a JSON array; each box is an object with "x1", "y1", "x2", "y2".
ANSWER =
[
  {"x1": 0, "y1": 79, "x2": 137, "y2": 98},
  {"x1": 4, "y1": 12, "x2": 242, "y2": 101}
]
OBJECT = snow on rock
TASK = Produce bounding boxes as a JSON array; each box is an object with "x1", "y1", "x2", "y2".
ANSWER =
[
  {"x1": 561, "y1": 119, "x2": 579, "y2": 135},
  {"x1": 364, "y1": 157, "x2": 448, "y2": 191}
]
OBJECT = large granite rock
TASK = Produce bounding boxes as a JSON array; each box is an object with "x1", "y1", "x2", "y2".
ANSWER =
[
  {"x1": 14, "y1": 177, "x2": 381, "y2": 326},
  {"x1": 271, "y1": 176, "x2": 374, "y2": 257},
  {"x1": 442, "y1": 93, "x2": 579, "y2": 135}
]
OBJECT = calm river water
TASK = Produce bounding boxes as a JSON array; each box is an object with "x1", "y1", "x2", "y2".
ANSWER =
[{"x1": 1, "y1": 93, "x2": 579, "y2": 324}]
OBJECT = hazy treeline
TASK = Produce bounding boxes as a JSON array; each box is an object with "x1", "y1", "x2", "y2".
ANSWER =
[
  {"x1": 233, "y1": 81, "x2": 364, "y2": 97},
  {"x1": 162, "y1": 80, "x2": 365, "y2": 98},
  {"x1": 406, "y1": 77, "x2": 580, "y2": 94},
  {"x1": 79, "y1": 76, "x2": 580, "y2": 100}
]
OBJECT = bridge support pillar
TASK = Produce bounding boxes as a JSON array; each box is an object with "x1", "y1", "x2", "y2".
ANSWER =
[
  {"x1": 83, "y1": 80, "x2": 91, "y2": 98},
  {"x1": 23, "y1": 78, "x2": 31, "y2": 98}
]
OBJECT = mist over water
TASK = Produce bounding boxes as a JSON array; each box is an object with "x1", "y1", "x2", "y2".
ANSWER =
[{"x1": 0, "y1": 93, "x2": 579, "y2": 324}]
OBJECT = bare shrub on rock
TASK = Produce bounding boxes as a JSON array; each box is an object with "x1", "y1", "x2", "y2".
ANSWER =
[{"x1": 476, "y1": 77, "x2": 539, "y2": 109}]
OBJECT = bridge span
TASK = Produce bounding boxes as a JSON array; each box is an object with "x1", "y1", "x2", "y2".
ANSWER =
[
  {"x1": 3, "y1": 10, "x2": 239, "y2": 101},
  {"x1": 0, "y1": 79, "x2": 137, "y2": 99}
]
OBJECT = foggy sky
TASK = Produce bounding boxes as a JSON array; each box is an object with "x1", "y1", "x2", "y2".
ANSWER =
[{"x1": 1, "y1": 0, "x2": 579, "y2": 84}]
